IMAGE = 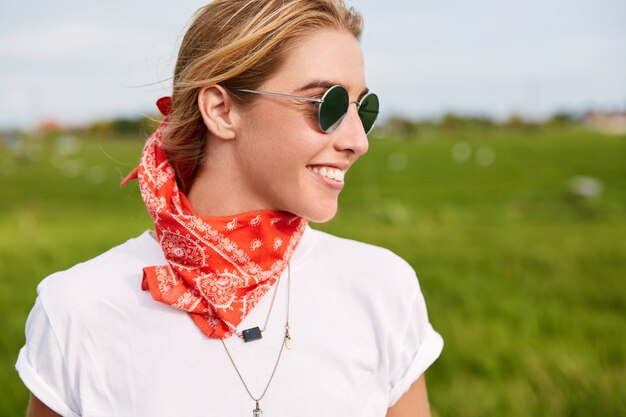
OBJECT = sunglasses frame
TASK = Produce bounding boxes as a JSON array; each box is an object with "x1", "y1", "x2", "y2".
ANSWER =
[{"x1": 236, "y1": 84, "x2": 379, "y2": 134}]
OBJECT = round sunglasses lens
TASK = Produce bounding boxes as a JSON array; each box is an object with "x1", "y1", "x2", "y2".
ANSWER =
[
  {"x1": 358, "y1": 93, "x2": 379, "y2": 134},
  {"x1": 319, "y1": 86, "x2": 349, "y2": 132}
]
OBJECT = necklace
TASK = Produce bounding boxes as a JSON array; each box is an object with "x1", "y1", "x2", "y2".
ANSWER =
[
  {"x1": 220, "y1": 263, "x2": 293, "y2": 416},
  {"x1": 235, "y1": 270, "x2": 282, "y2": 343}
]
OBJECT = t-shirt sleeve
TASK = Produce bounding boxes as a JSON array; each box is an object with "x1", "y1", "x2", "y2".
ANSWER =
[
  {"x1": 387, "y1": 274, "x2": 444, "y2": 408},
  {"x1": 15, "y1": 295, "x2": 81, "y2": 417}
]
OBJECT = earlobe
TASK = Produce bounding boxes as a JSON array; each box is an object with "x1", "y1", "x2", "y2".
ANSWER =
[{"x1": 198, "y1": 85, "x2": 237, "y2": 140}]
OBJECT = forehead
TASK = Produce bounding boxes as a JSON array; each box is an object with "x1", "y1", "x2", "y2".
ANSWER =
[{"x1": 264, "y1": 29, "x2": 366, "y2": 94}]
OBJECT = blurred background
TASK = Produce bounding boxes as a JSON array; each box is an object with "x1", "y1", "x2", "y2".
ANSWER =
[{"x1": 1, "y1": 0, "x2": 625, "y2": 416}]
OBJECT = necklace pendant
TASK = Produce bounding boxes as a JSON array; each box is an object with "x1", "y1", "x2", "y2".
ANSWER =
[
  {"x1": 285, "y1": 336, "x2": 294, "y2": 349},
  {"x1": 242, "y1": 326, "x2": 262, "y2": 343},
  {"x1": 253, "y1": 401, "x2": 263, "y2": 417}
]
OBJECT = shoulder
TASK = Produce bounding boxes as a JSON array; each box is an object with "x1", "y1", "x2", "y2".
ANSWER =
[
  {"x1": 303, "y1": 228, "x2": 443, "y2": 380},
  {"x1": 306, "y1": 226, "x2": 419, "y2": 292},
  {"x1": 36, "y1": 231, "x2": 162, "y2": 317},
  {"x1": 18, "y1": 231, "x2": 164, "y2": 414},
  {"x1": 311, "y1": 229, "x2": 414, "y2": 274}
]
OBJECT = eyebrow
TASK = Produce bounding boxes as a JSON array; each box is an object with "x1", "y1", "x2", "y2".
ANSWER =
[{"x1": 295, "y1": 80, "x2": 370, "y2": 98}]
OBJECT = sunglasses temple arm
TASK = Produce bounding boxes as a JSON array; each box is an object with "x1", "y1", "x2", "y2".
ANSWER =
[{"x1": 236, "y1": 89, "x2": 323, "y2": 103}]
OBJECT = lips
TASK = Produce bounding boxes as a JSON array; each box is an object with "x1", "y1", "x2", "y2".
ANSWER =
[
  {"x1": 306, "y1": 165, "x2": 345, "y2": 181},
  {"x1": 306, "y1": 164, "x2": 346, "y2": 190}
]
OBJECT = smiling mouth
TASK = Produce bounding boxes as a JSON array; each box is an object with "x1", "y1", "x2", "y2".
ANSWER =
[{"x1": 306, "y1": 165, "x2": 345, "y2": 182}]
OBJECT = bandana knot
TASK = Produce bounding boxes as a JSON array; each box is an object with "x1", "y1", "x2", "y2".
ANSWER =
[{"x1": 156, "y1": 96, "x2": 172, "y2": 117}]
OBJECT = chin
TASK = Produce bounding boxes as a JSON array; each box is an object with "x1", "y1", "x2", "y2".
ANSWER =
[
  {"x1": 307, "y1": 213, "x2": 336, "y2": 224},
  {"x1": 299, "y1": 203, "x2": 338, "y2": 224},
  {"x1": 287, "y1": 201, "x2": 337, "y2": 223}
]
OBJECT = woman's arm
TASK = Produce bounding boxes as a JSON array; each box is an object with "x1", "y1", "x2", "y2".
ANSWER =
[
  {"x1": 386, "y1": 374, "x2": 432, "y2": 417},
  {"x1": 26, "y1": 393, "x2": 62, "y2": 417}
]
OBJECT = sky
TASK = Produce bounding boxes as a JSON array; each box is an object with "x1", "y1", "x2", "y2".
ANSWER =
[{"x1": 1, "y1": 0, "x2": 625, "y2": 130}]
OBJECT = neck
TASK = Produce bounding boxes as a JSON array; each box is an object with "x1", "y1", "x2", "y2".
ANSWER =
[{"x1": 186, "y1": 137, "x2": 272, "y2": 217}]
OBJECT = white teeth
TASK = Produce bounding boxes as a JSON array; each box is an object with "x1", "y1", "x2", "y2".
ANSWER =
[{"x1": 308, "y1": 165, "x2": 345, "y2": 182}]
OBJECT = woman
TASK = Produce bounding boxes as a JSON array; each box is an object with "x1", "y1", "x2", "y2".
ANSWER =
[{"x1": 17, "y1": 0, "x2": 443, "y2": 416}]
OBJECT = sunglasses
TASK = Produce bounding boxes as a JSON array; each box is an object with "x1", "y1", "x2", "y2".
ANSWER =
[{"x1": 236, "y1": 84, "x2": 379, "y2": 134}]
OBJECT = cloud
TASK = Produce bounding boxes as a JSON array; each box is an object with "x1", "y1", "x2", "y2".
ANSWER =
[{"x1": 0, "y1": 21, "x2": 111, "y2": 60}]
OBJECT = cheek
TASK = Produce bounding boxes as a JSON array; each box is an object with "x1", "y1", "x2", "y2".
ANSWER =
[
  {"x1": 238, "y1": 102, "x2": 330, "y2": 189},
  {"x1": 243, "y1": 106, "x2": 318, "y2": 161},
  {"x1": 237, "y1": 124, "x2": 302, "y2": 185}
]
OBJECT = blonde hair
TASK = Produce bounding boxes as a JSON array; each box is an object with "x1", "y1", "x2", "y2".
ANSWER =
[{"x1": 163, "y1": 0, "x2": 363, "y2": 193}]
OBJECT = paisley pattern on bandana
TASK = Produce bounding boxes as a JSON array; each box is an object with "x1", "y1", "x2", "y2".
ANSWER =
[{"x1": 122, "y1": 96, "x2": 307, "y2": 339}]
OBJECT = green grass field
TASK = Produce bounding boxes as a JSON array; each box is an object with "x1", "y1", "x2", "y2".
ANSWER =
[{"x1": 1, "y1": 125, "x2": 625, "y2": 416}]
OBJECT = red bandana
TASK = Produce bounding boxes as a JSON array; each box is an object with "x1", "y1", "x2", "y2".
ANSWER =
[{"x1": 122, "y1": 97, "x2": 308, "y2": 339}]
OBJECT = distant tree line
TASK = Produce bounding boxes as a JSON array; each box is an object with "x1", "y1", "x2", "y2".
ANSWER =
[
  {"x1": 88, "y1": 110, "x2": 581, "y2": 137},
  {"x1": 87, "y1": 114, "x2": 162, "y2": 137},
  {"x1": 4, "y1": 110, "x2": 584, "y2": 138},
  {"x1": 376, "y1": 111, "x2": 582, "y2": 138}
]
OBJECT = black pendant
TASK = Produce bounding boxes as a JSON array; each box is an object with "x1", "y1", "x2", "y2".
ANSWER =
[{"x1": 242, "y1": 326, "x2": 262, "y2": 342}]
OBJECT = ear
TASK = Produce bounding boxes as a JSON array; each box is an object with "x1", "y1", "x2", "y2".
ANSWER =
[{"x1": 198, "y1": 84, "x2": 237, "y2": 140}]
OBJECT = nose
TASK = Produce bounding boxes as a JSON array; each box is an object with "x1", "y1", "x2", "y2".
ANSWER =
[{"x1": 333, "y1": 103, "x2": 369, "y2": 157}]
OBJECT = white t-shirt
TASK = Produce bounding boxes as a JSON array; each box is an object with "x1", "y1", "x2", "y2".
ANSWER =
[{"x1": 16, "y1": 224, "x2": 443, "y2": 417}]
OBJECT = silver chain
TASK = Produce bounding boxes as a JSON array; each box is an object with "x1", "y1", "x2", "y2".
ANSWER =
[
  {"x1": 233, "y1": 268, "x2": 282, "y2": 339},
  {"x1": 220, "y1": 263, "x2": 291, "y2": 403}
]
